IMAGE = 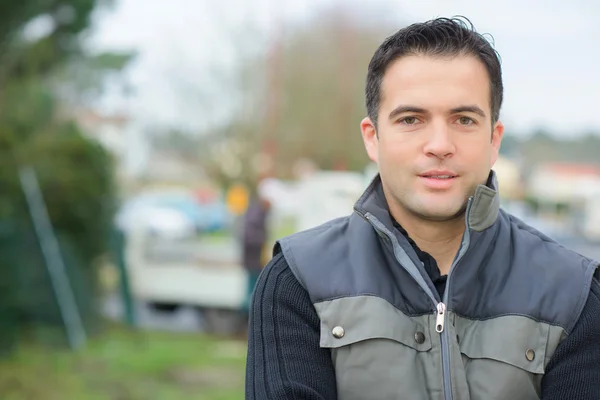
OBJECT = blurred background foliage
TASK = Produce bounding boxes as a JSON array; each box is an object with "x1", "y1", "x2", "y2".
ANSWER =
[{"x1": 0, "y1": 0, "x2": 132, "y2": 348}]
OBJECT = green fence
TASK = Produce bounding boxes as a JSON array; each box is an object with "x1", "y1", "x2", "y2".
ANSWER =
[
  {"x1": 0, "y1": 167, "x2": 134, "y2": 358},
  {"x1": 0, "y1": 217, "x2": 104, "y2": 355}
]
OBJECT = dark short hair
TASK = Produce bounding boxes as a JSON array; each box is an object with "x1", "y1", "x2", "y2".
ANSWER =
[{"x1": 365, "y1": 17, "x2": 503, "y2": 127}]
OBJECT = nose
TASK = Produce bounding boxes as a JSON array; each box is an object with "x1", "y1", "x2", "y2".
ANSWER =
[{"x1": 423, "y1": 125, "x2": 455, "y2": 160}]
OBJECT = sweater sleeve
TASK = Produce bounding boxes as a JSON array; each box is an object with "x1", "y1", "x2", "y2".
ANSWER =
[
  {"x1": 245, "y1": 252, "x2": 338, "y2": 400},
  {"x1": 541, "y1": 277, "x2": 600, "y2": 399}
]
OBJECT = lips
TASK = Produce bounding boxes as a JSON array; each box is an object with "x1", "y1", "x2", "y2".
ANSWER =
[
  {"x1": 419, "y1": 171, "x2": 457, "y2": 179},
  {"x1": 420, "y1": 174, "x2": 455, "y2": 179},
  {"x1": 418, "y1": 171, "x2": 458, "y2": 190}
]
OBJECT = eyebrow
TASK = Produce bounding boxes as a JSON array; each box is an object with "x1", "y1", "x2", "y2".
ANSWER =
[
  {"x1": 388, "y1": 106, "x2": 428, "y2": 121},
  {"x1": 450, "y1": 105, "x2": 487, "y2": 118},
  {"x1": 388, "y1": 104, "x2": 487, "y2": 121}
]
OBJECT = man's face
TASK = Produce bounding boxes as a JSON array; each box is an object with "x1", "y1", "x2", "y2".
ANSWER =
[{"x1": 361, "y1": 54, "x2": 504, "y2": 222}]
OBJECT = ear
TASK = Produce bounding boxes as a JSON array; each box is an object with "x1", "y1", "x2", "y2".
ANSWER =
[
  {"x1": 361, "y1": 117, "x2": 379, "y2": 164},
  {"x1": 490, "y1": 120, "x2": 504, "y2": 167}
]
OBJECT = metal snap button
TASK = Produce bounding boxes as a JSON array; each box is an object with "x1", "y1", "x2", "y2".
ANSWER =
[
  {"x1": 332, "y1": 326, "x2": 345, "y2": 339},
  {"x1": 525, "y1": 349, "x2": 535, "y2": 361},
  {"x1": 414, "y1": 331, "x2": 426, "y2": 344}
]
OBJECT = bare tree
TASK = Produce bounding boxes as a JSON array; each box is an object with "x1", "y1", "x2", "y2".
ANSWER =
[
  {"x1": 176, "y1": 3, "x2": 404, "y2": 187},
  {"x1": 227, "y1": 5, "x2": 402, "y2": 179}
]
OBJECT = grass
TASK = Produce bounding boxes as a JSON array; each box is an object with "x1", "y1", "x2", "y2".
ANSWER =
[
  {"x1": 199, "y1": 230, "x2": 232, "y2": 244},
  {"x1": 203, "y1": 215, "x2": 299, "y2": 243},
  {"x1": 0, "y1": 323, "x2": 247, "y2": 400}
]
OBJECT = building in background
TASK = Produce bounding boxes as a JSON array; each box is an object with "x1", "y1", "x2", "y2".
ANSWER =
[
  {"x1": 493, "y1": 156, "x2": 524, "y2": 201},
  {"x1": 527, "y1": 162, "x2": 600, "y2": 240}
]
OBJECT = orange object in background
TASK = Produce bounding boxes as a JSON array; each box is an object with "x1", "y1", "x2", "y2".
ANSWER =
[{"x1": 226, "y1": 184, "x2": 249, "y2": 216}]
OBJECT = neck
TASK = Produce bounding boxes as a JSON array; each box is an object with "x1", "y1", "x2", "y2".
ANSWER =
[{"x1": 389, "y1": 203, "x2": 466, "y2": 276}]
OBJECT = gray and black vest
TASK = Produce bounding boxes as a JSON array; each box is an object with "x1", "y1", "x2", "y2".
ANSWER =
[{"x1": 275, "y1": 171, "x2": 598, "y2": 400}]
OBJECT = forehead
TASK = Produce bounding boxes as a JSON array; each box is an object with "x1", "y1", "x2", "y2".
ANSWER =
[{"x1": 380, "y1": 54, "x2": 491, "y2": 114}]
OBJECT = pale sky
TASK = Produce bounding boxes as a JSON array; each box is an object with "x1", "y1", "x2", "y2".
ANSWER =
[{"x1": 89, "y1": 0, "x2": 600, "y2": 137}]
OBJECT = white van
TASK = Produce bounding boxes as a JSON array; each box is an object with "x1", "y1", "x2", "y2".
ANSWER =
[{"x1": 125, "y1": 232, "x2": 247, "y2": 334}]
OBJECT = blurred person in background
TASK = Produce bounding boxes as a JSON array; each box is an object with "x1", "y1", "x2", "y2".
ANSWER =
[
  {"x1": 240, "y1": 178, "x2": 272, "y2": 321},
  {"x1": 245, "y1": 17, "x2": 600, "y2": 399}
]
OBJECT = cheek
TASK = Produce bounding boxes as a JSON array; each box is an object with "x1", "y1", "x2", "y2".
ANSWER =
[
  {"x1": 379, "y1": 137, "x2": 410, "y2": 162},
  {"x1": 463, "y1": 139, "x2": 493, "y2": 163},
  {"x1": 465, "y1": 148, "x2": 495, "y2": 181}
]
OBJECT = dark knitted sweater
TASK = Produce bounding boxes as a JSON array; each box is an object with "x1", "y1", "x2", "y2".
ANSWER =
[{"x1": 246, "y1": 253, "x2": 600, "y2": 400}]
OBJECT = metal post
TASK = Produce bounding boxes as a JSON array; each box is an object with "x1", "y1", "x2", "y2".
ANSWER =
[
  {"x1": 111, "y1": 227, "x2": 136, "y2": 326},
  {"x1": 19, "y1": 166, "x2": 87, "y2": 350}
]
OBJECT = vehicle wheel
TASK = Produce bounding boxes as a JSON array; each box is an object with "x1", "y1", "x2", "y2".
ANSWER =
[{"x1": 148, "y1": 302, "x2": 179, "y2": 313}]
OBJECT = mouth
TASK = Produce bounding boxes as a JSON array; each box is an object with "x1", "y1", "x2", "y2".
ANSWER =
[
  {"x1": 418, "y1": 171, "x2": 458, "y2": 189},
  {"x1": 419, "y1": 173, "x2": 458, "y2": 179}
]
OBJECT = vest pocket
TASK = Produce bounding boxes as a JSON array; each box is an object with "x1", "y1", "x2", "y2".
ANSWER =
[
  {"x1": 315, "y1": 295, "x2": 433, "y2": 351},
  {"x1": 456, "y1": 315, "x2": 550, "y2": 374},
  {"x1": 455, "y1": 315, "x2": 561, "y2": 399},
  {"x1": 315, "y1": 296, "x2": 438, "y2": 400}
]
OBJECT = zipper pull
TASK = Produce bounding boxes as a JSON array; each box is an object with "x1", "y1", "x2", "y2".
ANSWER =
[{"x1": 436, "y1": 302, "x2": 446, "y2": 333}]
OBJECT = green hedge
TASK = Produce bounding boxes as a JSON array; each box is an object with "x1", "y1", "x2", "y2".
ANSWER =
[{"x1": 0, "y1": 122, "x2": 117, "y2": 353}]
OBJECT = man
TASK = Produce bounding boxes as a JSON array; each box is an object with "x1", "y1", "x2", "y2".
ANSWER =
[
  {"x1": 245, "y1": 17, "x2": 600, "y2": 400},
  {"x1": 240, "y1": 182, "x2": 272, "y2": 316}
]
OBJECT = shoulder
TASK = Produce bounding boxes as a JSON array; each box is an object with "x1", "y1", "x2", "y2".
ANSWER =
[
  {"x1": 280, "y1": 215, "x2": 353, "y2": 244},
  {"x1": 256, "y1": 251, "x2": 296, "y2": 290},
  {"x1": 503, "y1": 210, "x2": 596, "y2": 266},
  {"x1": 250, "y1": 251, "x2": 320, "y2": 329},
  {"x1": 254, "y1": 252, "x2": 310, "y2": 306},
  {"x1": 497, "y1": 210, "x2": 599, "y2": 331},
  {"x1": 274, "y1": 215, "x2": 354, "y2": 287},
  {"x1": 246, "y1": 254, "x2": 338, "y2": 400},
  {"x1": 502, "y1": 210, "x2": 598, "y2": 282}
]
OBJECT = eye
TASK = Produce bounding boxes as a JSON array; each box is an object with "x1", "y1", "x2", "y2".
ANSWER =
[
  {"x1": 399, "y1": 116, "x2": 420, "y2": 125},
  {"x1": 457, "y1": 116, "x2": 475, "y2": 125}
]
